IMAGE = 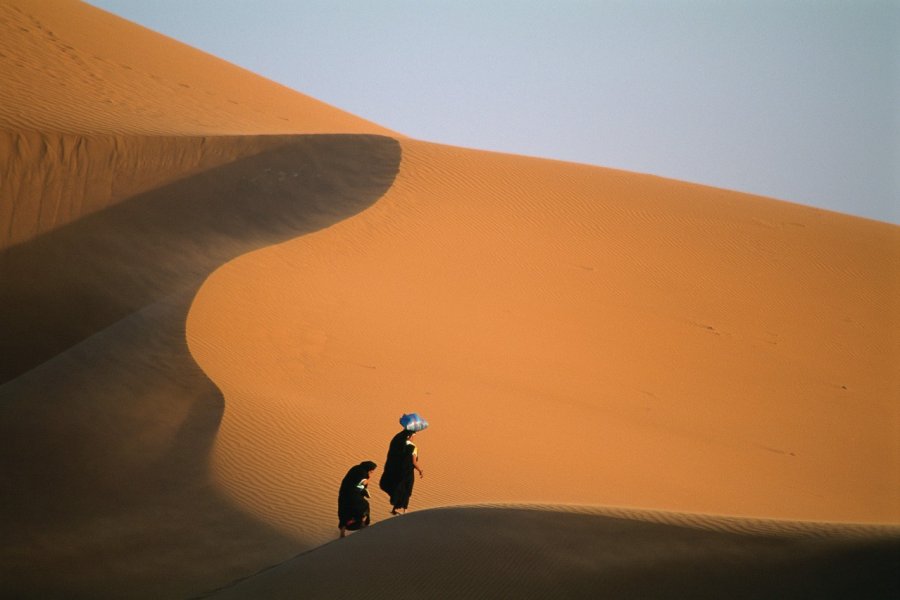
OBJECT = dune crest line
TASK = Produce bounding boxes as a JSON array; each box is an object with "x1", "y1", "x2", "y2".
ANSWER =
[{"x1": 202, "y1": 505, "x2": 900, "y2": 600}]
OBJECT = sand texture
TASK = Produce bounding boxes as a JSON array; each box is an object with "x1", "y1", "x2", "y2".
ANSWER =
[
  {"x1": 0, "y1": 0, "x2": 393, "y2": 249},
  {"x1": 203, "y1": 506, "x2": 900, "y2": 600},
  {"x1": 2, "y1": 1, "x2": 898, "y2": 598}
]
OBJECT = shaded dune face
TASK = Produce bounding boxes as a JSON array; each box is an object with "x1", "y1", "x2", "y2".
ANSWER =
[
  {"x1": 0, "y1": 134, "x2": 401, "y2": 598},
  {"x1": 0, "y1": 132, "x2": 287, "y2": 249},
  {"x1": 207, "y1": 507, "x2": 900, "y2": 600},
  {"x1": 0, "y1": 292, "x2": 290, "y2": 599},
  {"x1": 2, "y1": 2, "x2": 403, "y2": 596},
  {"x1": 0, "y1": 134, "x2": 401, "y2": 384}
]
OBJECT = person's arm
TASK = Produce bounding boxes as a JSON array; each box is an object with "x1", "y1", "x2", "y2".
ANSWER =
[{"x1": 413, "y1": 453, "x2": 424, "y2": 478}]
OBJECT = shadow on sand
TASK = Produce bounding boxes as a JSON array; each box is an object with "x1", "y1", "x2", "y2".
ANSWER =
[{"x1": 0, "y1": 134, "x2": 401, "y2": 598}]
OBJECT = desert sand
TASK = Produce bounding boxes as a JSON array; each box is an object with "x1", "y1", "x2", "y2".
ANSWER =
[{"x1": 2, "y1": 1, "x2": 898, "y2": 599}]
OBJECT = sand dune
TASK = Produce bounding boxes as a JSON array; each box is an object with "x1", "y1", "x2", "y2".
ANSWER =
[
  {"x1": 2, "y1": 1, "x2": 898, "y2": 598},
  {"x1": 0, "y1": 134, "x2": 401, "y2": 597},
  {"x1": 203, "y1": 506, "x2": 900, "y2": 600},
  {"x1": 0, "y1": 134, "x2": 400, "y2": 383},
  {"x1": 188, "y1": 137, "x2": 899, "y2": 541},
  {"x1": 0, "y1": 0, "x2": 393, "y2": 248},
  {"x1": 0, "y1": 1, "x2": 390, "y2": 137},
  {"x1": 0, "y1": 133, "x2": 401, "y2": 597},
  {"x1": 0, "y1": 132, "x2": 281, "y2": 249}
]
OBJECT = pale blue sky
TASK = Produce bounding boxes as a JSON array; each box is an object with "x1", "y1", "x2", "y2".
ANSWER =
[{"x1": 87, "y1": 1, "x2": 898, "y2": 224}]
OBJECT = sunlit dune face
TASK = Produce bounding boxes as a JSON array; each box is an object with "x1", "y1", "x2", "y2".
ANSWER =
[{"x1": 188, "y1": 139, "x2": 899, "y2": 544}]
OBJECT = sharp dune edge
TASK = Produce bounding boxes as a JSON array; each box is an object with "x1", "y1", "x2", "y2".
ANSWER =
[
  {"x1": 1, "y1": 1, "x2": 898, "y2": 599},
  {"x1": 0, "y1": 0, "x2": 394, "y2": 249}
]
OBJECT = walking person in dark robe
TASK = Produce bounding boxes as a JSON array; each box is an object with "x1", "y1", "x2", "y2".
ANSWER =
[
  {"x1": 379, "y1": 430, "x2": 424, "y2": 515},
  {"x1": 338, "y1": 460, "x2": 377, "y2": 538}
]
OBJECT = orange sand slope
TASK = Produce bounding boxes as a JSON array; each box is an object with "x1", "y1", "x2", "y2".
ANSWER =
[
  {"x1": 0, "y1": 0, "x2": 391, "y2": 136},
  {"x1": 188, "y1": 137, "x2": 899, "y2": 538},
  {"x1": 2, "y1": 1, "x2": 899, "y2": 598}
]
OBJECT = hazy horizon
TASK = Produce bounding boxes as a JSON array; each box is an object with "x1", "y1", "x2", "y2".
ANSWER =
[{"x1": 87, "y1": 0, "x2": 898, "y2": 224}]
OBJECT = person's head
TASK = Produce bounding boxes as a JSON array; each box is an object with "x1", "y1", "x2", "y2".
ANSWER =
[
  {"x1": 360, "y1": 460, "x2": 377, "y2": 477},
  {"x1": 401, "y1": 429, "x2": 415, "y2": 440}
]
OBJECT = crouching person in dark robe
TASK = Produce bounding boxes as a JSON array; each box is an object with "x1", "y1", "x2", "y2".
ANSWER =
[{"x1": 338, "y1": 461, "x2": 377, "y2": 538}]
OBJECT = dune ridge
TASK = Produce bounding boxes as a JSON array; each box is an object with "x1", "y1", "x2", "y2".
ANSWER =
[
  {"x1": 0, "y1": 134, "x2": 400, "y2": 383},
  {"x1": 0, "y1": 132, "x2": 290, "y2": 249},
  {"x1": 201, "y1": 506, "x2": 900, "y2": 600},
  {"x1": 0, "y1": 0, "x2": 395, "y2": 248},
  {"x1": 452, "y1": 502, "x2": 900, "y2": 539},
  {"x1": 0, "y1": 1, "x2": 393, "y2": 136}
]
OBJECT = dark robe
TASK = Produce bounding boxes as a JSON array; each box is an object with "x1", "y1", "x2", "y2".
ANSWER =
[
  {"x1": 379, "y1": 430, "x2": 416, "y2": 510},
  {"x1": 338, "y1": 463, "x2": 372, "y2": 530}
]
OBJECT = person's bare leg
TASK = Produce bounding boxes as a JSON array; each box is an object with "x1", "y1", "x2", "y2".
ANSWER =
[{"x1": 339, "y1": 525, "x2": 346, "y2": 538}]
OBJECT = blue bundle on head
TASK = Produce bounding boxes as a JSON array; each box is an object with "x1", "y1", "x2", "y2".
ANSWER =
[{"x1": 400, "y1": 412, "x2": 428, "y2": 432}]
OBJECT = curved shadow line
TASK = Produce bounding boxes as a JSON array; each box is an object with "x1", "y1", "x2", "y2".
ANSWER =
[
  {"x1": 0, "y1": 133, "x2": 402, "y2": 384},
  {"x1": 0, "y1": 133, "x2": 402, "y2": 597}
]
